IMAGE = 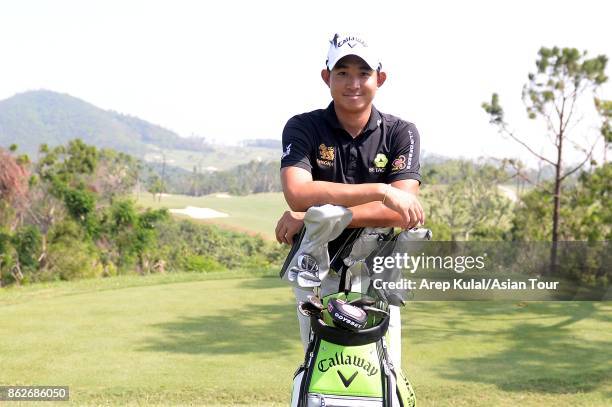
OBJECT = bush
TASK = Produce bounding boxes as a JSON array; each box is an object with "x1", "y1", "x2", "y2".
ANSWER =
[
  {"x1": 12, "y1": 225, "x2": 42, "y2": 272},
  {"x1": 180, "y1": 254, "x2": 225, "y2": 272},
  {"x1": 0, "y1": 230, "x2": 18, "y2": 286},
  {"x1": 46, "y1": 240, "x2": 103, "y2": 281},
  {"x1": 155, "y1": 219, "x2": 285, "y2": 271},
  {"x1": 63, "y1": 187, "x2": 96, "y2": 220}
]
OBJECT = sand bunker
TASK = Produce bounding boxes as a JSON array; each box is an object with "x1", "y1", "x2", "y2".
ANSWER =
[{"x1": 169, "y1": 206, "x2": 229, "y2": 219}]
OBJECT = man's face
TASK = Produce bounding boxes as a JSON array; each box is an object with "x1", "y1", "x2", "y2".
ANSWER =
[{"x1": 322, "y1": 55, "x2": 386, "y2": 114}]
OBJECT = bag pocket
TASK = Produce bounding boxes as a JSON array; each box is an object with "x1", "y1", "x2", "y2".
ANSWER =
[
  {"x1": 307, "y1": 393, "x2": 383, "y2": 406},
  {"x1": 395, "y1": 369, "x2": 416, "y2": 407}
]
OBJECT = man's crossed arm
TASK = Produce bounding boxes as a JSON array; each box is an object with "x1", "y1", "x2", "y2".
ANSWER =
[{"x1": 275, "y1": 166, "x2": 425, "y2": 244}]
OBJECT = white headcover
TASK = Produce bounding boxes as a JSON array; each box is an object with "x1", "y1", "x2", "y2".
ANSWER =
[{"x1": 284, "y1": 204, "x2": 353, "y2": 288}]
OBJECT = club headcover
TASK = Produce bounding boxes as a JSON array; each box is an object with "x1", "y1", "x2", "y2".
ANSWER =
[
  {"x1": 282, "y1": 205, "x2": 352, "y2": 288},
  {"x1": 342, "y1": 227, "x2": 393, "y2": 290},
  {"x1": 373, "y1": 227, "x2": 433, "y2": 306}
]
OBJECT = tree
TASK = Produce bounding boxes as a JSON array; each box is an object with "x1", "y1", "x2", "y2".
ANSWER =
[
  {"x1": 568, "y1": 163, "x2": 611, "y2": 241},
  {"x1": 146, "y1": 174, "x2": 165, "y2": 201},
  {"x1": 0, "y1": 148, "x2": 30, "y2": 230},
  {"x1": 92, "y1": 149, "x2": 140, "y2": 203},
  {"x1": 426, "y1": 162, "x2": 512, "y2": 241},
  {"x1": 37, "y1": 139, "x2": 98, "y2": 188},
  {"x1": 594, "y1": 98, "x2": 612, "y2": 163},
  {"x1": 483, "y1": 46, "x2": 608, "y2": 272},
  {"x1": 511, "y1": 165, "x2": 610, "y2": 284}
]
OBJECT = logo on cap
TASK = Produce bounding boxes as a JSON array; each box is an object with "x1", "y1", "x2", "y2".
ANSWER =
[
  {"x1": 332, "y1": 34, "x2": 367, "y2": 49},
  {"x1": 327, "y1": 32, "x2": 380, "y2": 71}
]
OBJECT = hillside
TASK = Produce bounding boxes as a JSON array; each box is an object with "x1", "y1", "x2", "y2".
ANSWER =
[
  {"x1": 0, "y1": 90, "x2": 206, "y2": 156},
  {"x1": 0, "y1": 90, "x2": 279, "y2": 170}
]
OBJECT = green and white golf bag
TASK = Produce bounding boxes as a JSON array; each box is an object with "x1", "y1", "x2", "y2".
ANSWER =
[
  {"x1": 282, "y1": 205, "x2": 427, "y2": 406},
  {"x1": 290, "y1": 292, "x2": 416, "y2": 407}
]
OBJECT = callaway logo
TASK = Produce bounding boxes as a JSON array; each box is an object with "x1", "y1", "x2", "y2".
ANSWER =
[
  {"x1": 330, "y1": 34, "x2": 367, "y2": 49},
  {"x1": 317, "y1": 351, "x2": 379, "y2": 377},
  {"x1": 337, "y1": 370, "x2": 358, "y2": 388}
]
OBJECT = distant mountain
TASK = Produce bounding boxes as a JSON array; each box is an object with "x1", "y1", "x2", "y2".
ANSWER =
[{"x1": 0, "y1": 90, "x2": 212, "y2": 157}]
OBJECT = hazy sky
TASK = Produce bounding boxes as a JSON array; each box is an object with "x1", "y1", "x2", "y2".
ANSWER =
[{"x1": 1, "y1": 0, "x2": 610, "y2": 166}]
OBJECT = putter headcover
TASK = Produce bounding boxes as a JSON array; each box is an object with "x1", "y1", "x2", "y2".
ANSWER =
[
  {"x1": 283, "y1": 205, "x2": 352, "y2": 287},
  {"x1": 327, "y1": 298, "x2": 368, "y2": 331}
]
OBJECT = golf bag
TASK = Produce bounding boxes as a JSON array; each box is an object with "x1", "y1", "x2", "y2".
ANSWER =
[
  {"x1": 289, "y1": 292, "x2": 416, "y2": 407},
  {"x1": 281, "y1": 205, "x2": 427, "y2": 407}
]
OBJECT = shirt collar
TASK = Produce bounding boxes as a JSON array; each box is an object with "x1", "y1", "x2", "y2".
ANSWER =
[{"x1": 324, "y1": 102, "x2": 382, "y2": 134}]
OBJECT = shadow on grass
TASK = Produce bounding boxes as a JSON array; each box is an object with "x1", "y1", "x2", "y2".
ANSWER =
[
  {"x1": 139, "y1": 277, "x2": 300, "y2": 356},
  {"x1": 407, "y1": 301, "x2": 612, "y2": 394}
]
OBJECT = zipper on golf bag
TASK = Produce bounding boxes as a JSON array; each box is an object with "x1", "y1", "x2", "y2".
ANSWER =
[
  {"x1": 376, "y1": 339, "x2": 389, "y2": 406},
  {"x1": 381, "y1": 339, "x2": 401, "y2": 407},
  {"x1": 298, "y1": 337, "x2": 321, "y2": 407}
]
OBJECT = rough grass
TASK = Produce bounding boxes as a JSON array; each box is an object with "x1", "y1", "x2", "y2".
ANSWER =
[{"x1": 1, "y1": 273, "x2": 610, "y2": 406}]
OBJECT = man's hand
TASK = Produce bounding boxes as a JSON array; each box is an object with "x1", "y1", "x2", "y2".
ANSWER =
[
  {"x1": 382, "y1": 186, "x2": 425, "y2": 229},
  {"x1": 275, "y1": 210, "x2": 305, "y2": 245}
]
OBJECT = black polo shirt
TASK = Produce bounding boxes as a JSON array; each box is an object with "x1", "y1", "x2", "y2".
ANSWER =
[
  {"x1": 281, "y1": 102, "x2": 421, "y2": 185},
  {"x1": 280, "y1": 102, "x2": 422, "y2": 270}
]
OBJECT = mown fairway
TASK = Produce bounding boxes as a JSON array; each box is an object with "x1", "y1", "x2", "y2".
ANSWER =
[
  {"x1": 136, "y1": 192, "x2": 288, "y2": 240},
  {"x1": 134, "y1": 186, "x2": 518, "y2": 242},
  {"x1": 1, "y1": 273, "x2": 610, "y2": 406}
]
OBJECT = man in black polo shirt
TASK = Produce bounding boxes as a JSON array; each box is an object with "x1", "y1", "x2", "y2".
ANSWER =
[
  {"x1": 276, "y1": 33, "x2": 424, "y2": 257},
  {"x1": 276, "y1": 33, "x2": 424, "y2": 359}
]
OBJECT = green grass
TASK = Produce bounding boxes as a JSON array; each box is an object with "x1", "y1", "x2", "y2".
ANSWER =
[
  {"x1": 135, "y1": 192, "x2": 288, "y2": 240},
  {"x1": 1, "y1": 273, "x2": 610, "y2": 406}
]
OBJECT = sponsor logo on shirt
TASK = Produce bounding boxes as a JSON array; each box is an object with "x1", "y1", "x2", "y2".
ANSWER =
[
  {"x1": 281, "y1": 143, "x2": 291, "y2": 160},
  {"x1": 391, "y1": 155, "x2": 407, "y2": 172},
  {"x1": 317, "y1": 144, "x2": 335, "y2": 167},
  {"x1": 369, "y1": 153, "x2": 388, "y2": 173},
  {"x1": 373, "y1": 153, "x2": 388, "y2": 168}
]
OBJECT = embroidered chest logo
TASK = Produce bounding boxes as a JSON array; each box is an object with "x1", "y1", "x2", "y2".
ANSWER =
[
  {"x1": 317, "y1": 144, "x2": 335, "y2": 167},
  {"x1": 391, "y1": 155, "x2": 407, "y2": 171},
  {"x1": 369, "y1": 153, "x2": 388, "y2": 173},
  {"x1": 373, "y1": 153, "x2": 388, "y2": 168}
]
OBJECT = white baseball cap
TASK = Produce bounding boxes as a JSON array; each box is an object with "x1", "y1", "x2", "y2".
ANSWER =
[{"x1": 326, "y1": 32, "x2": 381, "y2": 71}]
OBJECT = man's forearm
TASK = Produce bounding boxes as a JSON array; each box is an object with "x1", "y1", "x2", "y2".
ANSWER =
[
  {"x1": 346, "y1": 202, "x2": 404, "y2": 228},
  {"x1": 283, "y1": 180, "x2": 386, "y2": 212}
]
